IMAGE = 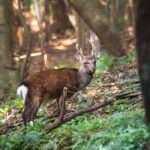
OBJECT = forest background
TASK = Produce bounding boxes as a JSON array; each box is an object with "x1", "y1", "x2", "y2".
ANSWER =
[{"x1": 0, "y1": 0, "x2": 150, "y2": 150}]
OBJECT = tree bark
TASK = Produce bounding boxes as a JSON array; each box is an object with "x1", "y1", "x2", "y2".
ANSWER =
[
  {"x1": 50, "y1": 0, "x2": 72, "y2": 33},
  {"x1": 75, "y1": 12, "x2": 85, "y2": 50},
  {"x1": 110, "y1": 0, "x2": 127, "y2": 31},
  {"x1": 0, "y1": 0, "x2": 18, "y2": 90},
  {"x1": 0, "y1": 0, "x2": 14, "y2": 68},
  {"x1": 68, "y1": 0, "x2": 126, "y2": 57},
  {"x1": 44, "y1": 0, "x2": 51, "y2": 42},
  {"x1": 128, "y1": 0, "x2": 135, "y2": 28},
  {"x1": 135, "y1": 0, "x2": 150, "y2": 125}
]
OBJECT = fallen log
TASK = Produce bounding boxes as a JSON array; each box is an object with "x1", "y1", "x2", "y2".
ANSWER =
[{"x1": 45, "y1": 99, "x2": 114, "y2": 133}]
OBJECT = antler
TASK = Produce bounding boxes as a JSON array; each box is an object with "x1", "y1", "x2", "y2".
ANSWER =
[
  {"x1": 89, "y1": 30, "x2": 100, "y2": 55},
  {"x1": 88, "y1": 39, "x2": 96, "y2": 55},
  {"x1": 76, "y1": 43, "x2": 83, "y2": 55},
  {"x1": 76, "y1": 30, "x2": 100, "y2": 56}
]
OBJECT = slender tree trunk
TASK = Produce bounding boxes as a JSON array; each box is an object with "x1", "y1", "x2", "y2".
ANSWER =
[
  {"x1": 50, "y1": 0, "x2": 72, "y2": 33},
  {"x1": 34, "y1": 0, "x2": 45, "y2": 70},
  {"x1": 75, "y1": 12, "x2": 85, "y2": 50},
  {"x1": 128, "y1": 0, "x2": 135, "y2": 28},
  {"x1": 44, "y1": 0, "x2": 51, "y2": 42},
  {"x1": 68, "y1": 0, "x2": 126, "y2": 57},
  {"x1": 110, "y1": 0, "x2": 127, "y2": 31}
]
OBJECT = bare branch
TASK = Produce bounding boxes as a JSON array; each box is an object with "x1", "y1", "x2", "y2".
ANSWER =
[{"x1": 45, "y1": 99, "x2": 114, "y2": 133}]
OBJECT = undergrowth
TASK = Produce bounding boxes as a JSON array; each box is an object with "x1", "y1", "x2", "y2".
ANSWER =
[
  {"x1": 0, "y1": 52, "x2": 149, "y2": 150},
  {"x1": 0, "y1": 107, "x2": 148, "y2": 150}
]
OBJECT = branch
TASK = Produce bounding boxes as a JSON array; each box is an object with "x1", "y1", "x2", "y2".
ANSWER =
[
  {"x1": 67, "y1": 0, "x2": 126, "y2": 56},
  {"x1": 45, "y1": 99, "x2": 114, "y2": 133},
  {"x1": 115, "y1": 91, "x2": 141, "y2": 99}
]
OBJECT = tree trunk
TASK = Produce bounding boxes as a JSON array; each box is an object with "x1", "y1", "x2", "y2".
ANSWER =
[
  {"x1": 128, "y1": 0, "x2": 135, "y2": 28},
  {"x1": 50, "y1": 0, "x2": 72, "y2": 33},
  {"x1": 0, "y1": 0, "x2": 14, "y2": 68},
  {"x1": 135, "y1": 0, "x2": 150, "y2": 125},
  {"x1": 110, "y1": 0, "x2": 127, "y2": 31},
  {"x1": 44, "y1": 0, "x2": 51, "y2": 42},
  {"x1": 68, "y1": 0, "x2": 126, "y2": 57},
  {"x1": 0, "y1": 0, "x2": 18, "y2": 90},
  {"x1": 75, "y1": 12, "x2": 85, "y2": 50}
]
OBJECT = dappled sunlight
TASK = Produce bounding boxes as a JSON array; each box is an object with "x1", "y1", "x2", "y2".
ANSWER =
[
  {"x1": 127, "y1": 26, "x2": 134, "y2": 36},
  {"x1": 20, "y1": 52, "x2": 43, "y2": 59},
  {"x1": 50, "y1": 36, "x2": 76, "y2": 51},
  {"x1": 51, "y1": 44, "x2": 67, "y2": 51},
  {"x1": 85, "y1": 87, "x2": 99, "y2": 97}
]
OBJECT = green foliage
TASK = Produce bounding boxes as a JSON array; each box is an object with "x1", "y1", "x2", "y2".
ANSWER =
[
  {"x1": 0, "y1": 130, "x2": 46, "y2": 150},
  {"x1": 49, "y1": 110, "x2": 148, "y2": 150},
  {"x1": 105, "y1": 99, "x2": 141, "y2": 114},
  {"x1": 15, "y1": 98, "x2": 24, "y2": 108},
  {"x1": 24, "y1": 0, "x2": 31, "y2": 5},
  {"x1": 96, "y1": 53, "x2": 115, "y2": 73},
  {"x1": 116, "y1": 51, "x2": 136, "y2": 67},
  {"x1": 1, "y1": 108, "x2": 148, "y2": 150},
  {"x1": 96, "y1": 52, "x2": 136, "y2": 74}
]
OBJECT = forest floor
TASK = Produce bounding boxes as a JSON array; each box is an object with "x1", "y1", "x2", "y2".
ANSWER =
[{"x1": 0, "y1": 32, "x2": 149, "y2": 149}]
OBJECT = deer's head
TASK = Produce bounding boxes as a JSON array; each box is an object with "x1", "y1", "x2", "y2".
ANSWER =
[{"x1": 75, "y1": 39, "x2": 101, "y2": 74}]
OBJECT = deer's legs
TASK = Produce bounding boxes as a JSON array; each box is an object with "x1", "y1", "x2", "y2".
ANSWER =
[
  {"x1": 29, "y1": 96, "x2": 42, "y2": 124},
  {"x1": 22, "y1": 98, "x2": 32, "y2": 125},
  {"x1": 22, "y1": 95, "x2": 42, "y2": 125}
]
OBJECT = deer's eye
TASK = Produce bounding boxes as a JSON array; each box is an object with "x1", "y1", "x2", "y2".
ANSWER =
[{"x1": 84, "y1": 62, "x2": 88, "y2": 65}]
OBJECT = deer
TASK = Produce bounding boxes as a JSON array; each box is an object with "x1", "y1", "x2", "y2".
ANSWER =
[{"x1": 17, "y1": 37, "x2": 100, "y2": 125}]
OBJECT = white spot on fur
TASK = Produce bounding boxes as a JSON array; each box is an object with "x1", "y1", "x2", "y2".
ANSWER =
[
  {"x1": 29, "y1": 121, "x2": 34, "y2": 126},
  {"x1": 17, "y1": 85, "x2": 28, "y2": 102}
]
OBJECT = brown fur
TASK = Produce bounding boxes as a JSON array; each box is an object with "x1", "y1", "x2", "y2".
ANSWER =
[
  {"x1": 21, "y1": 68, "x2": 92, "y2": 125},
  {"x1": 24, "y1": 68, "x2": 79, "y2": 99}
]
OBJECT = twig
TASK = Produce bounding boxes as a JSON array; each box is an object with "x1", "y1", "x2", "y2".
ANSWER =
[
  {"x1": 115, "y1": 91, "x2": 141, "y2": 99},
  {"x1": 45, "y1": 99, "x2": 114, "y2": 133}
]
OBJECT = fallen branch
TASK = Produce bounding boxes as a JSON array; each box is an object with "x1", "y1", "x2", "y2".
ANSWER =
[
  {"x1": 86, "y1": 79, "x2": 140, "y2": 90},
  {"x1": 45, "y1": 99, "x2": 114, "y2": 133},
  {"x1": 115, "y1": 91, "x2": 141, "y2": 99}
]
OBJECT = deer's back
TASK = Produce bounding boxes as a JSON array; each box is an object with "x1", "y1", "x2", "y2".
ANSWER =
[{"x1": 23, "y1": 68, "x2": 79, "y2": 98}]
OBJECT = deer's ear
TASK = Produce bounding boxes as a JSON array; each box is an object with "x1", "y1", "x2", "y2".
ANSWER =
[
  {"x1": 74, "y1": 54, "x2": 83, "y2": 62},
  {"x1": 95, "y1": 51, "x2": 101, "y2": 59}
]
